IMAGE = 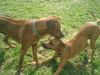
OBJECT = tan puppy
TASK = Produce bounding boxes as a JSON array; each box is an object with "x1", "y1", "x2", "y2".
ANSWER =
[
  {"x1": 0, "y1": 16, "x2": 64, "y2": 74},
  {"x1": 42, "y1": 21, "x2": 100, "y2": 75}
]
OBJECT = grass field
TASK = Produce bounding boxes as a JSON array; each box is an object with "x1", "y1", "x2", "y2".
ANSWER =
[{"x1": 0, "y1": 0, "x2": 100, "y2": 75}]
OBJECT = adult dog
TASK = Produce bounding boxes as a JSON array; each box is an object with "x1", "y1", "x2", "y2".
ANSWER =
[
  {"x1": 42, "y1": 20, "x2": 100, "y2": 75},
  {"x1": 0, "y1": 16, "x2": 64, "y2": 74}
]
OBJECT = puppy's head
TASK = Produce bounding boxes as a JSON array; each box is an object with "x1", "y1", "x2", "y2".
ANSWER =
[
  {"x1": 42, "y1": 38, "x2": 66, "y2": 56},
  {"x1": 46, "y1": 16, "x2": 64, "y2": 39}
]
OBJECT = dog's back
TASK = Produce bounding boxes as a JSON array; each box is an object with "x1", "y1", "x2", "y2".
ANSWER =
[
  {"x1": 0, "y1": 16, "x2": 30, "y2": 25},
  {"x1": 65, "y1": 22, "x2": 100, "y2": 55},
  {"x1": 0, "y1": 16, "x2": 31, "y2": 42},
  {"x1": 74, "y1": 22, "x2": 100, "y2": 40}
]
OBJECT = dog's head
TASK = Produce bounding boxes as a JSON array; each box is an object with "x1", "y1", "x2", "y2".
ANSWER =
[
  {"x1": 42, "y1": 38, "x2": 66, "y2": 56},
  {"x1": 46, "y1": 16, "x2": 64, "y2": 39}
]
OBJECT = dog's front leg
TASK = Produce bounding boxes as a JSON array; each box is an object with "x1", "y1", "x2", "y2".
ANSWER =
[
  {"x1": 16, "y1": 45, "x2": 28, "y2": 75},
  {"x1": 54, "y1": 56, "x2": 67, "y2": 75},
  {"x1": 31, "y1": 44, "x2": 39, "y2": 66}
]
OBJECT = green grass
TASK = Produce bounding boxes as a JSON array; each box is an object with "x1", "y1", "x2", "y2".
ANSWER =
[{"x1": 0, "y1": 0, "x2": 100, "y2": 75}]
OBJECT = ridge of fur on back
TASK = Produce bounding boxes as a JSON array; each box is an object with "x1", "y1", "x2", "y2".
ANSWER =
[{"x1": 0, "y1": 16, "x2": 31, "y2": 25}]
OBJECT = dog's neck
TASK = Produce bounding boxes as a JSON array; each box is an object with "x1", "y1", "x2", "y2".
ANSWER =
[
  {"x1": 58, "y1": 46, "x2": 68, "y2": 57},
  {"x1": 32, "y1": 20, "x2": 48, "y2": 38},
  {"x1": 58, "y1": 42, "x2": 70, "y2": 57}
]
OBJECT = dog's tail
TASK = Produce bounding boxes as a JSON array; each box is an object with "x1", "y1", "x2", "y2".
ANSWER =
[{"x1": 95, "y1": 19, "x2": 100, "y2": 25}]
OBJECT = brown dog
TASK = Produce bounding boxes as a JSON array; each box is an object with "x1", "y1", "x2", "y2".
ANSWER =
[
  {"x1": 42, "y1": 21, "x2": 100, "y2": 75},
  {"x1": 0, "y1": 16, "x2": 64, "y2": 74}
]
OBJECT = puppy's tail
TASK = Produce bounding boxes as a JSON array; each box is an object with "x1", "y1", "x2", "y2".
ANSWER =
[
  {"x1": 88, "y1": 11, "x2": 100, "y2": 25},
  {"x1": 95, "y1": 19, "x2": 100, "y2": 25}
]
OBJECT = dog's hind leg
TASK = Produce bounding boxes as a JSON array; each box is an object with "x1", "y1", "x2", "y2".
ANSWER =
[
  {"x1": 4, "y1": 35, "x2": 15, "y2": 48},
  {"x1": 4, "y1": 35, "x2": 12, "y2": 47},
  {"x1": 90, "y1": 34, "x2": 99, "y2": 63},
  {"x1": 16, "y1": 45, "x2": 29, "y2": 75}
]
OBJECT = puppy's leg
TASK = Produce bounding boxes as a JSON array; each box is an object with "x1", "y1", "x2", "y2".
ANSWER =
[
  {"x1": 90, "y1": 35, "x2": 98, "y2": 63},
  {"x1": 54, "y1": 56, "x2": 67, "y2": 75},
  {"x1": 90, "y1": 35, "x2": 99, "y2": 75},
  {"x1": 16, "y1": 45, "x2": 29, "y2": 75}
]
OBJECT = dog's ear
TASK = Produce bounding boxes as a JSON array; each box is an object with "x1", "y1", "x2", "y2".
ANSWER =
[{"x1": 46, "y1": 20, "x2": 56, "y2": 30}]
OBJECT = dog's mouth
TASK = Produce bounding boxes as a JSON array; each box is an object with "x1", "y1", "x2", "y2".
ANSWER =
[{"x1": 41, "y1": 43, "x2": 64, "y2": 56}]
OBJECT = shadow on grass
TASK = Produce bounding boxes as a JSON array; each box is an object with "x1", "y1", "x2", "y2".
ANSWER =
[
  {"x1": 27, "y1": 59, "x2": 58, "y2": 75},
  {"x1": 26, "y1": 67, "x2": 39, "y2": 75},
  {"x1": 0, "y1": 48, "x2": 5, "y2": 69},
  {"x1": 27, "y1": 59, "x2": 96, "y2": 75},
  {"x1": 25, "y1": 54, "x2": 97, "y2": 75},
  {"x1": 46, "y1": 60, "x2": 91, "y2": 75}
]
